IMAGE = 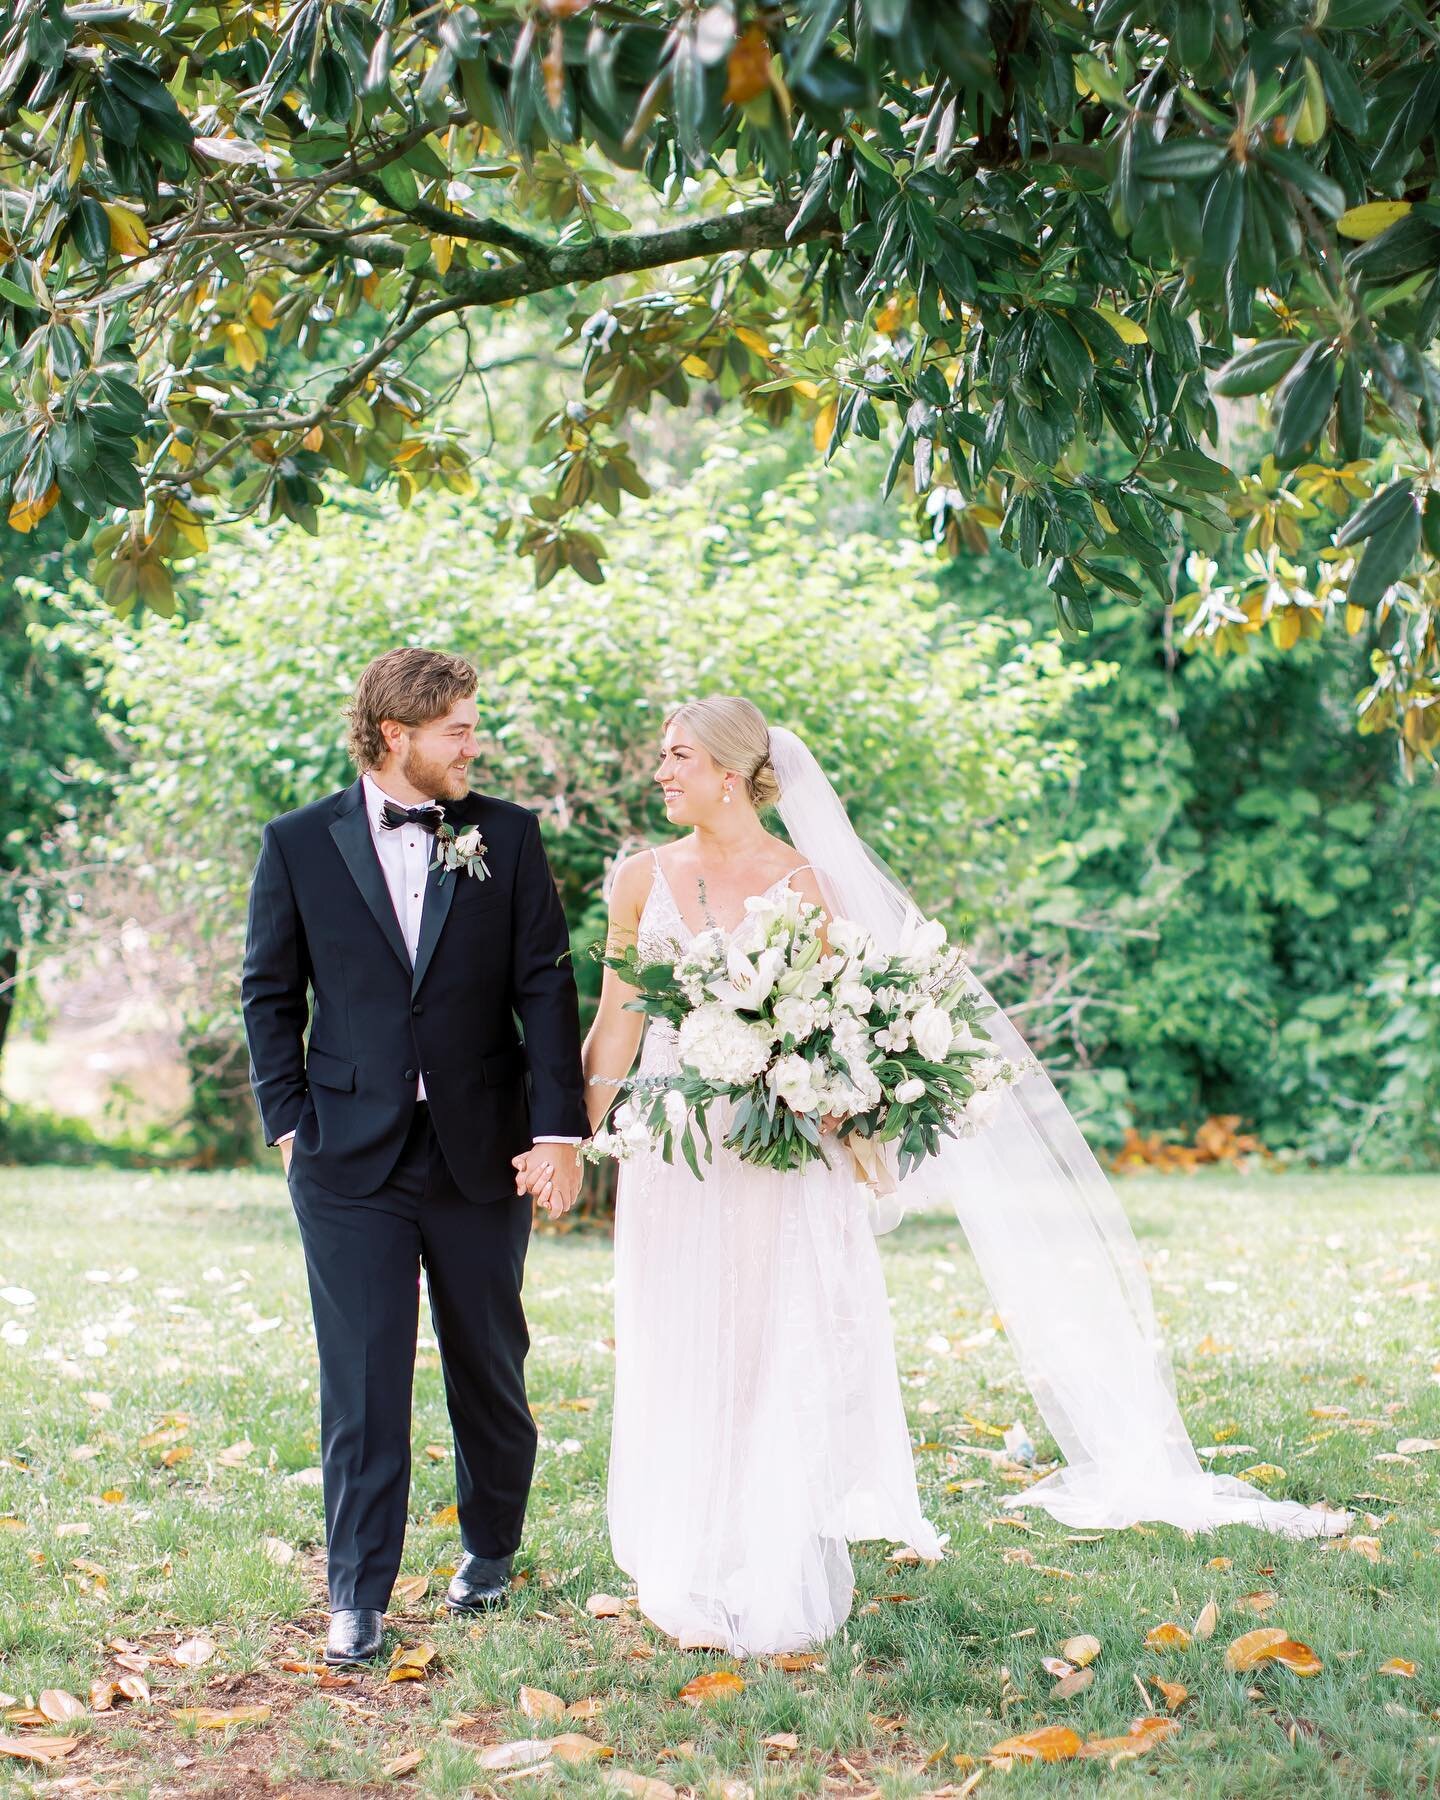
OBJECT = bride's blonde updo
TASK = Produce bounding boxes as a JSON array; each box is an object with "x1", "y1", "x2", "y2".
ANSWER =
[{"x1": 665, "y1": 696, "x2": 781, "y2": 809}]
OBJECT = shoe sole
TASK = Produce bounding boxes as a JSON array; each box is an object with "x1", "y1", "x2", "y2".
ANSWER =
[
  {"x1": 323, "y1": 1646, "x2": 384, "y2": 1666},
  {"x1": 443, "y1": 1593, "x2": 509, "y2": 1614}
]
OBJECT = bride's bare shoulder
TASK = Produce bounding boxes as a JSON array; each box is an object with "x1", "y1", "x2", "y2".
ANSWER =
[{"x1": 606, "y1": 847, "x2": 660, "y2": 920}]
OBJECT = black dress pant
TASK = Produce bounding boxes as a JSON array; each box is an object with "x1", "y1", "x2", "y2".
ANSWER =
[{"x1": 287, "y1": 1102, "x2": 537, "y2": 1611}]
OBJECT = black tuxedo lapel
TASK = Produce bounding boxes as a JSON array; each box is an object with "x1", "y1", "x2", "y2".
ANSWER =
[
  {"x1": 329, "y1": 779, "x2": 411, "y2": 976},
  {"x1": 412, "y1": 851, "x2": 456, "y2": 997}
]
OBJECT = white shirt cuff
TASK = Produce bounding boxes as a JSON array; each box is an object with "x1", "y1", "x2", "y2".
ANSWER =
[
  {"x1": 532, "y1": 1136, "x2": 581, "y2": 1145},
  {"x1": 275, "y1": 1131, "x2": 296, "y2": 1146}
]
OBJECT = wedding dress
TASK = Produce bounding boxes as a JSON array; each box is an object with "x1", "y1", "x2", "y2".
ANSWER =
[{"x1": 607, "y1": 854, "x2": 943, "y2": 1657}]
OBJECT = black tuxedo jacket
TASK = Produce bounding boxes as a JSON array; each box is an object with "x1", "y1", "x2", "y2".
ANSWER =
[{"x1": 241, "y1": 778, "x2": 586, "y2": 1202}]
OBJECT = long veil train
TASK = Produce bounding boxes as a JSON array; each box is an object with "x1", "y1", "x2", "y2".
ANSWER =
[{"x1": 768, "y1": 726, "x2": 1348, "y2": 1537}]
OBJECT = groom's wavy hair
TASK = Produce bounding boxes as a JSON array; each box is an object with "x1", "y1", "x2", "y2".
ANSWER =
[
  {"x1": 345, "y1": 648, "x2": 479, "y2": 769},
  {"x1": 665, "y1": 696, "x2": 782, "y2": 809}
]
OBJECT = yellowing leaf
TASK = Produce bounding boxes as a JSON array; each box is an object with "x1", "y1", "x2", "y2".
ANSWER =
[
  {"x1": 1234, "y1": 1591, "x2": 1280, "y2": 1615},
  {"x1": 585, "y1": 1593, "x2": 624, "y2": 1618},
  {"x1": 1153, "y1": 1679, "x2": 1188, "y2": 1710},
  {"x1": 432, "y1": 1503, "x2": 459, "y2": 1526},
  {"x1": 774, "y1": 1653, "x2": 823, "y2": 1671},
  {"x1": 392, "y1": 1574, "x2": 429, "y2": 1604},
  {"x1": 102, "y1": 202, "x2": 151, "y2": 257},
  {"x1": 1095, "y1": 304, "x2": 1148, "y2": 345},
  {"x1": 1145, "y1": 1622, "x2": 1192, "y2": 1652},
  {"x1": 1337, "y1": 201, "x2": 1413, "y2": 241},
  {"x1": 734, "y1": 326, "x2": 772, "y2": 360},
  {"x1": 678, "y1": 1670, "x2": 745, "y2": 1705},
  {"x1": 1378, "y1": 1657, "x2": 1417, "y2": 1678},
  {"x1": 988, "y1": 1725, "x2": 1082, "y2": 1762},
  {"x1": 386, "y1": 1641, "x2": 437, "y2": 1684},
  {"x1": 813, "y1": 397, "x2": 837, "y2": 453},
  {"x1": 8, "y1": 485, "x2": 60, "y2": 533},
  {"x1": 1192, "y1": 1599, "x2": 1219, "y2": 1641},
  {"x1": 1053, "y1": 1667, "x2": 1095, "y2": 1699}
]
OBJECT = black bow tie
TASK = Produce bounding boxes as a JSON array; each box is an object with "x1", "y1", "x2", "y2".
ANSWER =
[{"x1": 379, "y1": 799, "x2": 446, "y2": 834}]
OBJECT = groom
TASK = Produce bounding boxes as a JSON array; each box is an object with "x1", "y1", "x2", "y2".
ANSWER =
[{"x1": 241, "y1": 647, "x2": 586, "y2": 1665}]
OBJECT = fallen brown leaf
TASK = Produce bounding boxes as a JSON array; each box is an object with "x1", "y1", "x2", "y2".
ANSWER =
[
  {"x1": 1062, "y1": 1634, "x2": 1101, "y2": 1667},
  {"x1": 478, "y1": 1741, "x2": 553, "y2": 1772},
  {"x1": 549, "y1": 1733, "x2": 613, "y2": 1763},
  {"x1": 1378, "y1": 1657, "x2": 1417, "y2": 1678},
  {"x1": 1234, "y1": 1591, "x2": 1280, "y2": 1615},
  {"x1": 1153, "y1": 1679, "x2": 1189, "y2": 1711},
  {"x1": 518, "y1": 1687, "x2": 565, "y2": 1724},
  {"x1": 1078, "y1": 1716, "x2": 1181, "y2": 1760},
  {"x1": 0, "y1": 1735, "x2": 80, "y2": 1764},
  {"x1": 170, "y1": 1635, "x2": 217, "y2": 1669},
  {"x1": 1191, "y1": 1599, "x2": 1219, "y2": 1641},
  {"x1": 679, "y1": 1671, "x2": 745, "y2": 1705},
  {"x1": 586, "y1": 1594, "x2": 624, "y2": 1619},
  {"x1": 38, "y1": 1691, "x2": 85, "y2": 1724},
  {"x1": 170, "y1": 1706, "x2": 271, "y2": 1728},
  {"x1": 1052, "y1": 1668, "x2": 1094, "y2": 1700},
  {"x1": 605, "y1": 1771, "x2": 678, "y2": 1800},
  {"x1": 392, "y1": 1575, "x2": 429, "y2": 1605},
  {"x1": 1225, "y1": 1628, "x2": 1290, "y2": 1673},
  {"x1": 988, "y1": 1724, "x2": 1082, "y2": 1762},
  {"x1": 566, "y1": 1697, "x2": 604, "y2": 1720},
  {"x1": 1145, "y1": 1622, "x2": 1191, "y2": 1652},
  {"x1": 381, "y1": 1747, "x2": 426, "y2": 1776}
]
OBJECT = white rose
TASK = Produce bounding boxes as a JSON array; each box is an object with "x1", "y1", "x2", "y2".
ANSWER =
[
  {"x1": 829, "y1": 918, "x2": 873, "y2": 961},
  {"x1": 768, "y1": 1052, "x2": 823, "y2": 1114},
  {"x1": 836, "y1": 978, "x2": 871, "y2": 1014},
  {"x1": 773, "y1": 995, "x2": 818, "y2": 1041},
  {"x1": 894, "y1": 1077, "x2": 926, "y2": 1104},
  {"x1": 965, "y1": 1086, "x2": 1004, "y2": 1128},
  {"x1": 663, "y1": 1089, "x2": 690, "y2": 1131},
  {"x1": 454, "y1": 826, "x2": 483, "y2": 856},
  {"x1": 897, "y1": 911, "x2": 948, "y2": 971},
  {"x1": 911, "y1": 1002, "x2": 954, "y2": 1063}
]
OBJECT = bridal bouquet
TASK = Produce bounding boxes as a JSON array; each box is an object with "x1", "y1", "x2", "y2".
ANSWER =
[{"x1": 586, "y1": 885, "x2": 1033, "y2": 1182}]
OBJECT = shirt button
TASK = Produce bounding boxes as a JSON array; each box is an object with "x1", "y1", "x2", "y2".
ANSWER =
[
  {"x1": 411, "y1": 1003, "x2": 423, "y2": 1016},
  {"x1": 404, "y1": 1068, "x2": 416, "y2": 1082}
]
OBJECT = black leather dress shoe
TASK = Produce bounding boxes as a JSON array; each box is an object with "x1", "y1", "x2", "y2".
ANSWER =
[
  {"x1": 445, "y1": 1553, "x2": 512, "y2": 1613},
  {"x1": 324, "y1": 1608, "x2": 385, "y2": 1665}
]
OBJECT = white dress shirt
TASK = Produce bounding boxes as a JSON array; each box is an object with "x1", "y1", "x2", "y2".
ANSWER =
[{"x1": 277, "y1": 771, "x2": 577, "y2": 1149}]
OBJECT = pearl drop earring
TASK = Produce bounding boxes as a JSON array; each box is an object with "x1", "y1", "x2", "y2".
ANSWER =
[{"x1": 723, "y1": 788, "x2": 733, "y2": 804}]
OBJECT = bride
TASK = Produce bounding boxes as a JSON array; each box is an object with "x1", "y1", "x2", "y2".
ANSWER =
[{"x1": 580, "y1": 696, "x2": 1346, "y2": 1658}]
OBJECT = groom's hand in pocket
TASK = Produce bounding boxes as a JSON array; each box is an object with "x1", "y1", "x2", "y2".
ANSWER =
[{"x1": 513, "y1": 1143, "x2": 582, "y2": 1218}]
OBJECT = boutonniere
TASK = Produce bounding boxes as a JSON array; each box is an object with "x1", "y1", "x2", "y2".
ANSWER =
[{"x1": 432, "y1": 822, "x2": 492, "y2": 884}]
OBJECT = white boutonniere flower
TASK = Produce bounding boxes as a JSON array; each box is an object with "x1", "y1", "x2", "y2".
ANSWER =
[{"x1": 432, "y1": 821, "x2": 491, "y2": 884}]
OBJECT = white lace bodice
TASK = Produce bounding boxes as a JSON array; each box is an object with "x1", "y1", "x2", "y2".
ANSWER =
[{"x1": 635, "y1": 853, "x2": 810, "y2": 1077}]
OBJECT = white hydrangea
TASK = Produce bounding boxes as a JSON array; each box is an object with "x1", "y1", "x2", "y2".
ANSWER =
[
  {"x1": 676, "y1": 1003, "x2": 774, "y2": 1085},
  {"x1": 663, "y1": 1089, "x2": 690, "y2": 1131}
]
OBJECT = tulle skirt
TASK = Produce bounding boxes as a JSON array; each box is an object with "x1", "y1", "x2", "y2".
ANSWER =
[{"x1": 608, "y1": 1124, "x2": 942, "y2": 1657}]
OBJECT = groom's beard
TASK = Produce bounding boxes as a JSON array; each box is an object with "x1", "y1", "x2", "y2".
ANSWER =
[{"x1": 401, "y1": 743, "x2": 471, "y2": 803}]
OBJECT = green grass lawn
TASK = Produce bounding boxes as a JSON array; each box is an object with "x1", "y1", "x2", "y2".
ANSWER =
[{"x1": 0, "y1": 1166, "x2": 1437, "y2": 1799}]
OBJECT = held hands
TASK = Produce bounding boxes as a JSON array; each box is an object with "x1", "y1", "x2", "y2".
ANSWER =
[{"x1": 513, "y1": 1142, "x2": 582, "y2": 1218}]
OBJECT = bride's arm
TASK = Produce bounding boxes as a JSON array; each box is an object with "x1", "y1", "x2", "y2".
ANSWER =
[{"x1": 582, "y1": 854, "x2": 651, "y2": 1134}]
